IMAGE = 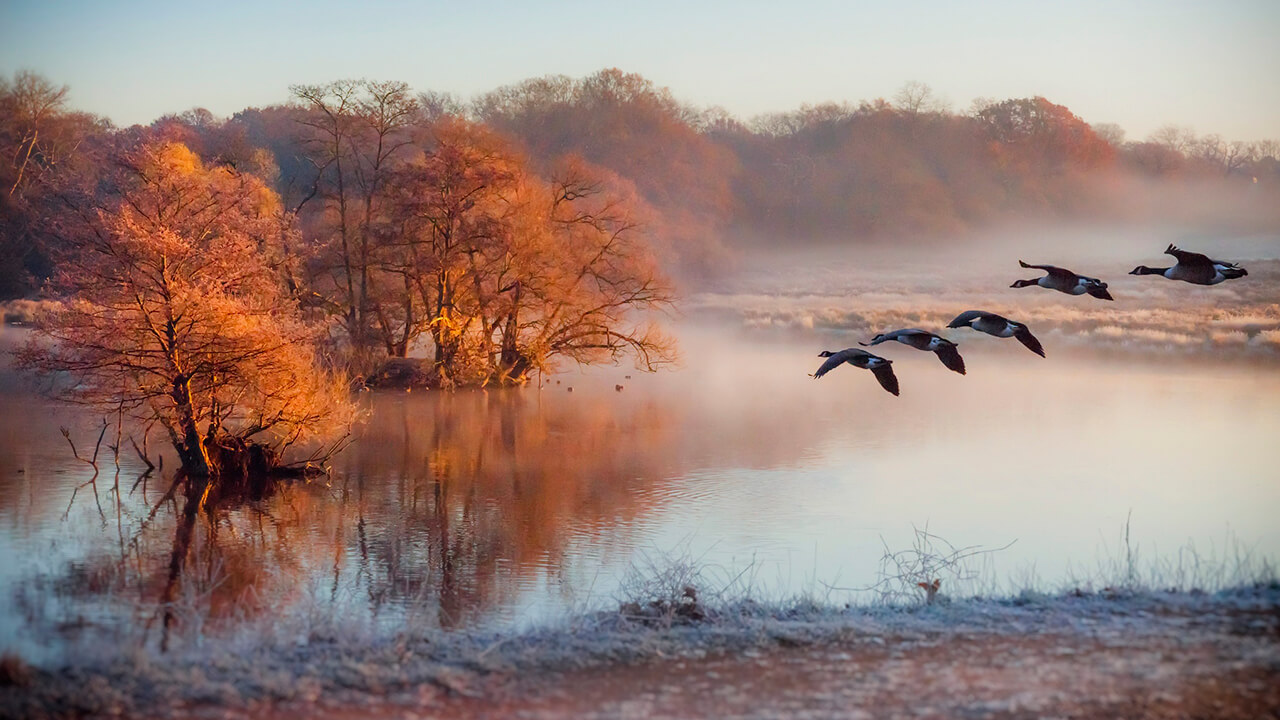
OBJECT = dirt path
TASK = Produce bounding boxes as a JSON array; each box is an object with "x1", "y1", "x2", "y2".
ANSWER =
[
  {"x1": 465, "y1": 630, "x2": 1279, "y2": 719},
  {"x1": 248, "y1": 596, "x2": 1280, "y2": 720}
]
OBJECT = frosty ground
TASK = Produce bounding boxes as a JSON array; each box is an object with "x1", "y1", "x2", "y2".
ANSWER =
[{"x1": 4, "y1": 585, "x2": 1278, "y2": 719}]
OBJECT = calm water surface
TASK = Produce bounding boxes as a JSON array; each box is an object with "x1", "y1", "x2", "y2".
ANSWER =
[{"x1": 2, "y1": 322, "x2": 1279, "y2": 659}]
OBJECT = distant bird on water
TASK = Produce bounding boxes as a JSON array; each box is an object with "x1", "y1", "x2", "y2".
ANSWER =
[
  {"x1": 861, "y1": 329, "x2": 966, "y2": 375},
  {"x1": 811, "y1": 348, "x2": 900, "y2": 396},
  {"x1": 1129, "y1": 244, "x2": 1248, "y2": 285},
  {"x1": 947, "y1": 311, "x2": 1045, "y2": 358},
  {"x1": 1011, "y1": 261, "x2": 1113, "y2": 300}
]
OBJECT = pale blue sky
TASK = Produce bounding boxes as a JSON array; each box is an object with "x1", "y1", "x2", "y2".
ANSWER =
[{"x1": 2, "y1": 0, "x2": 1277, "y2": 141}]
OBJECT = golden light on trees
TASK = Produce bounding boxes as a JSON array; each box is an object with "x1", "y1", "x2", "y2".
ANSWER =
[
  {"x1": 379, "y1": 120, "x2": 677, "y2": 387},
  {"x1": 18, "y1": 141, "x2": 354, "y2": 478}
]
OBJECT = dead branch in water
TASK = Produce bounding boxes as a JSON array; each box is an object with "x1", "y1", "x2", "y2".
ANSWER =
[
  {"x1": 61, "y1": 421, "x2": 107, "y2": 470},
  {"x1": 129, "y1": 435, "x2": 155, "y2": 471},
  {"x1": 128, "y1": 423, "x2": 158, "y2": 500},
  {"x1": 61, "y1": 421, "x2": 109, "y2": 521},
  {"x1": 279, "y1": 430, "x2": 353, "y2": 477}
]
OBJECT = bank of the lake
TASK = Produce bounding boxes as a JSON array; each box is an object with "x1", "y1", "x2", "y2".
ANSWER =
[{"x1": 3, "y1": 585, "x2": 1278, "y2": 719}]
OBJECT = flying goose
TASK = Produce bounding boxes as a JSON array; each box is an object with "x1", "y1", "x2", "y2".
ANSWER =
[
  {"x1": 861, "y1": 329, "x2": 966, "y2": 375},
  {"x1": 1011, "y1": 261, "x2": 1113, "y2": 300},
  {"x1": 811, "y1": 348, "x2": 900, "y2": 396},
  {"x1": 946, "y1": 311, "x2": 1045, "y2": 357},
  {"x1": 1129, "y1": 244, "x2": 1248, "y2": 285}
]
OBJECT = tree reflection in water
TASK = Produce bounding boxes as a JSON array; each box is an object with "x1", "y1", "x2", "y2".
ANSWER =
[
  {"x1": 24, "y1": 386, "x2": 677, "y2": 651},
  {"x1": 8, "y1": 341, "x2": 1280, "y2": 658},
  {"x1": 331, "y1": 388, "x2": 675, "y2": 630}
]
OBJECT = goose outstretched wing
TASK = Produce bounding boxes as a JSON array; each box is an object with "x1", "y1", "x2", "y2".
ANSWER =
[
  {"x1": 934, "y1": 344, "x2": 966, "y2": 375},
  {"x1": 947, "y1": 310, "x2": 988, "y2": 328},
  {"x1": 812, "y1": 348, "x2": 863, "y2": 378},
  {"x1": 1013, "y1": 326, "x2": 1046, "y2": 357},
  {"x1": 860, "y1": 328, "x2": 930, "y2": 347},
  {"x1": 1019, "y1": 260, "x2": 1076, "y2": 281},
  {"x1": 869, "y1": 363, "x2": 900, "y2": 396},
  {"x1": 1164, "y1": 244, "x2": 1213, "y2": 267},
  {"x1": 859, "y1": 333, "x2": 892, "y2": 347}
]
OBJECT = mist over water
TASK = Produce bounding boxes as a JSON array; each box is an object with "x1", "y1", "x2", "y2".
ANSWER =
[{"x1": 1, "y1": 226, "x2": 1278, "y2": 660}]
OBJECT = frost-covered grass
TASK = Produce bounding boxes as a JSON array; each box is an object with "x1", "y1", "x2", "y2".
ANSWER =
[
  {"x1": 5, "y1": 576, "x2": 1278, "y2": 719},
  {"x1": 606, "y1": 523, "x2": 1278, "y2": 619},
  {"x1": 1058, "y1": 515, "x2": 1277, "y2": 597},
  {"x1": 4, "y1": 526, "x2": 1277, "y2": 719}
]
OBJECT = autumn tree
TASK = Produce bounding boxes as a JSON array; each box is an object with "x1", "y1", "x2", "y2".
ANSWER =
[
  {"x1": 377, "y1": 120, "x2": 676, "y2": 387},
  {"x1": 18, "y1": 141, "x2": 353, "y2": 479},
  {"x1": 975, "y1": 96, "x2": 1115, "y2": 174},
  {"x1": 501, "y1": 158, "x2": 677, "y2": 381},
  {"x1": 377, "y1": 119, "x2": 522, "y2": 371},
  {"x1": 475, "y1": 69, "x2": 739, "y2": 273}
]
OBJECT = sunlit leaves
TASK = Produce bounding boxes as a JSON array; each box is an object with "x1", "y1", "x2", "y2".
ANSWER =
[
  {"x1": 376, "y1": 121, "x2": 676, "y2": 385},
  {"x1": 19, "y1": 140, "x2": 353, "y2": 469}
]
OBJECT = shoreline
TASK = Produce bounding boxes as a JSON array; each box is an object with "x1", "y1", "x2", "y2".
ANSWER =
[{"x1": 4, "y1": 584, "x2": 1278, "y2": 719}]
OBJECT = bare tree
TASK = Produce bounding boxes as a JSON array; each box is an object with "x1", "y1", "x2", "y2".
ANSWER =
[
  {"x1": 2, "y1": 70, "x2": 70, "y2": 198},
  {"x1": 893, "y1": 81, "x2": 947, "y2": 118},
  {"x1": 1, "y1": 71, "x2": 108, "y2": 298},
  {"x1": 291, "y1": 80, "x2": 420, "y2": 366},
  {"x1": 417, "y1": 90, "x2": 465, "y2": 123},
  {"x1": 1148, "y1": 125, "x2": 1197, "y2": 154},
  {"x1": 1091, "y1": 122, "x2": 1126, "y2": 147}
]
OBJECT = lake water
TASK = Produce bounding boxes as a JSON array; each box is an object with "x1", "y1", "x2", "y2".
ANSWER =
[{"x1": 2, "y1": 311, "x2": 1279, "y2": 660}]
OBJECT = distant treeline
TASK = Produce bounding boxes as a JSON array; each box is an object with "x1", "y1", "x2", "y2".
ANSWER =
[{"x1": 4, "y1": 67, "x2": 1279, "y2": 299}]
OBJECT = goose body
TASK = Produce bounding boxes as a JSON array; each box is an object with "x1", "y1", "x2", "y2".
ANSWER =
[
  {"x1": 1129, "y1": 244, "x2": 1247, "y2": 285},
  {"x1": 1011, "y1": 261, "x2": 1113, "y2": 300},
  {"x1": 811, "y1": 348, "x2": 900, "y2": 395},
  {"x1": 946, "y1": 310, "x2": 1045, "y2": 358},
  {"x1": 861, "y1": 328, "x2": 966, "y2": 375}
]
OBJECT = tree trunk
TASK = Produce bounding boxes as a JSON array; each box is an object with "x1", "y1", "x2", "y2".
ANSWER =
[
  {"x1": 497, "y1": 283, "x2": 529, "y2": 384},
  {"x1": 394, "y1": 273, "x2": 414, "y2": 358},
  {"x1": 171, "y1": 375, "x2": 213, "y2": 477}
]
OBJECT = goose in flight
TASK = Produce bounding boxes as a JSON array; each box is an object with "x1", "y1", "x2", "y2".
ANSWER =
[
  {"x1": 947, "y1": 311, "x2": 1045, "y2": 358},
  {"x1": 811, "y1": 348, "x2": 900, "y2": 396},
  {"x1": 1011, "y1": 261, "x2": 1113, "y2": 300},
  {"x1": 861, "y1": 329, "x2": 966, "y2": 375},
  {"x1": 1129, "y1": 244, "x2": 1247, "y2": 285}
]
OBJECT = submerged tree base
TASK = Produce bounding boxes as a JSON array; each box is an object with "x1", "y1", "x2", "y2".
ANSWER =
[
  {"x1": 202, "y1": 436, "x2": 327, "y2": 503},
  {"x1": 363, "y1": 357, "x2": 532, "y2": 390}
]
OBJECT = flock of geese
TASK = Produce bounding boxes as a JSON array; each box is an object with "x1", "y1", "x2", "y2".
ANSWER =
[{"x1": 811, "y1": 244, "x2": 1250, "y2": 395}]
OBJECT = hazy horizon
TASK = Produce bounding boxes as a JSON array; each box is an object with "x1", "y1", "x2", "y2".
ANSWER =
[{"x1": 3, "y1": 0, "x2": 1279, "y2": 142}]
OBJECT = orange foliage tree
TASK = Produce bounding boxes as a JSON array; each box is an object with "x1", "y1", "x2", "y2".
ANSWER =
[
  {"x1": 18, "y1": 141, "x2": 353, "y2": 478},
  {"x1": 380, "y1": 120, "x2": 677, "y2": 386},
  {"x1": 475, "y1": 69, "x2": 739, "y2": 273},
  {"x1": 975, "y1": 96, "x2": 1115, "y2": 174}
]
